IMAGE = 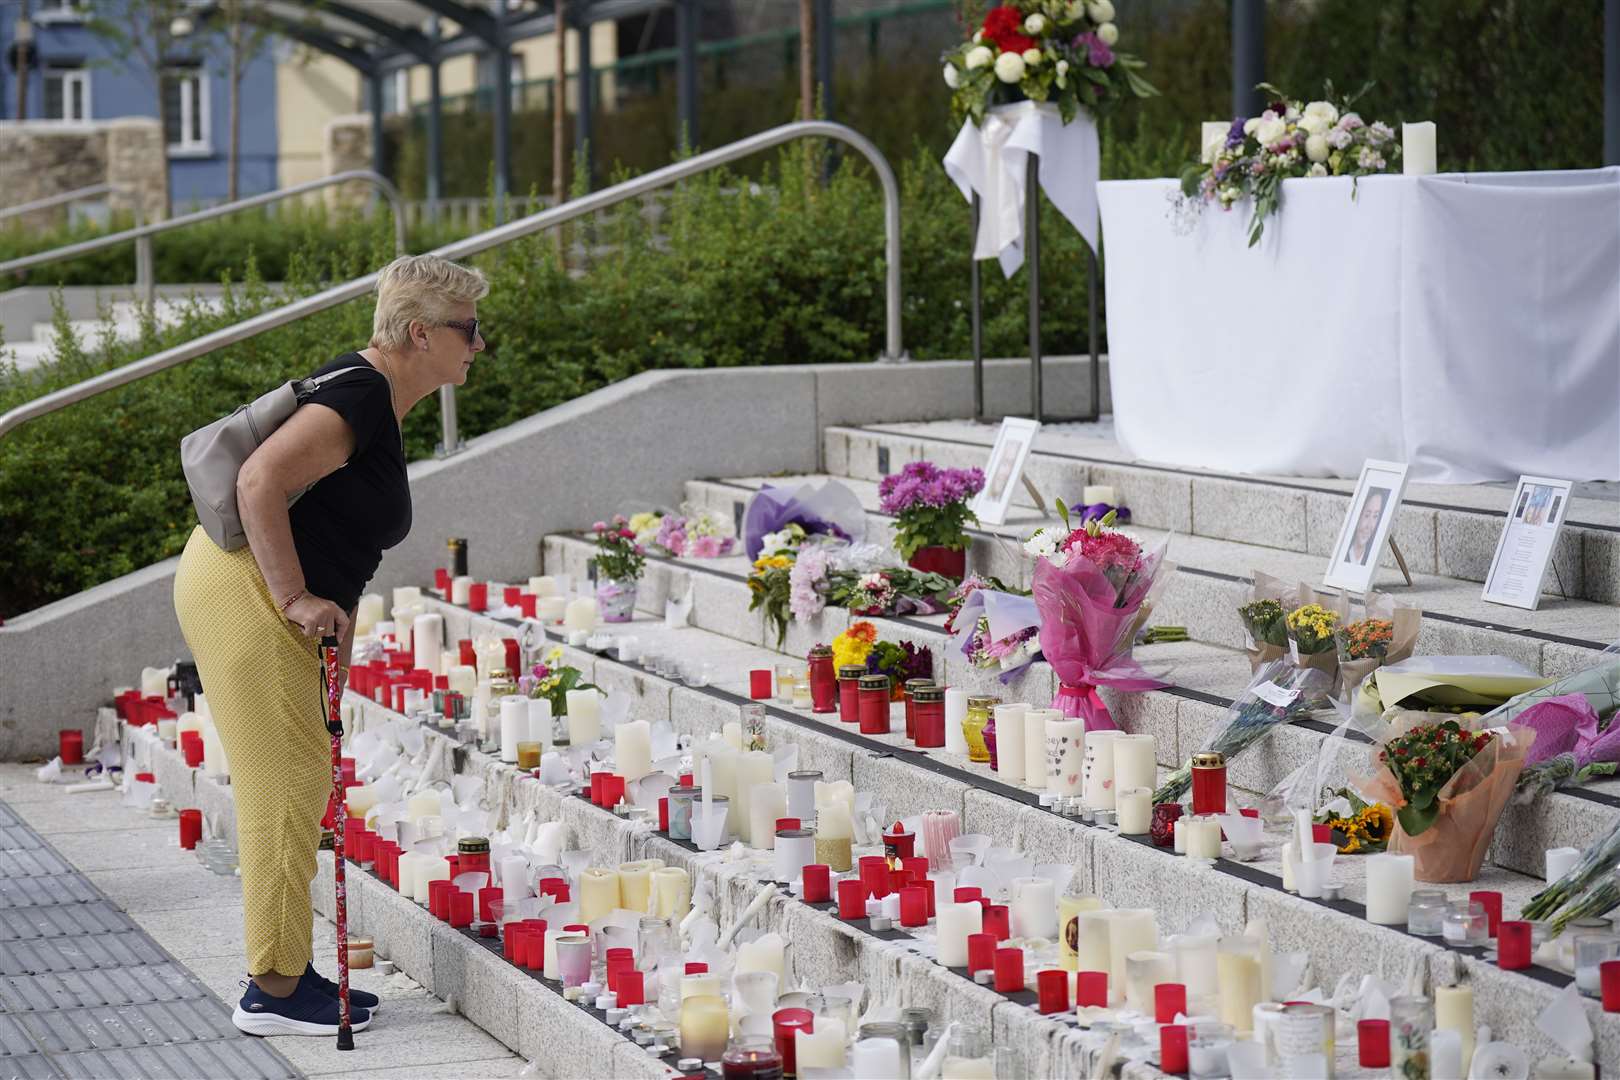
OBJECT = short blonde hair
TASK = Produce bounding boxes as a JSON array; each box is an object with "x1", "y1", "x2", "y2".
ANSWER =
[{"x1": 371, "y1": 254, "x2": 489, "y2": 350}]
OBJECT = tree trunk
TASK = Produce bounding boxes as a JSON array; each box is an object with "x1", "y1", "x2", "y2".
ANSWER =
[
  {"x1": 799, "y1": 0, "x2": 815, "y2": 120},
  {"x1": 228, "y1": 23, "x2": 241, "y2": 203},
  {"x1": 553, "y1": 0, "x2": 568, "y2": 207}
]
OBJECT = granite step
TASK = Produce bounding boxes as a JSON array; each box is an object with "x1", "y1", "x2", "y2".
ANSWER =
[
  {"x1": 682, "y1": 475, "x2": 1617, "y2": 679},
  {"x1": 536, "y1": 533, "x2": 1620, "y2": 882},
  {"x1": 824, "y1": 424, "x2": 1620, "y2": 605}
]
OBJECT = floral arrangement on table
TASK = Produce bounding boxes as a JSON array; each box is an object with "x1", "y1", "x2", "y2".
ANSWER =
[
  {"x1": 878, "y1": 460, "x2": 985, "y2": 576},
  {"x1": 591, "y1": 516, "x2": 648, "y2": 622},
  {"x1": 946, "y1": 574, "x2": 1043, "y2": 675},
  {"x1": 941, "y1": 1, "x2": 1156, "y2": 127},
  {"x1": 831, "y1": 620, "x2": 934, "y2": 702},
  {"x1": 654, "y1": 506, "x2": 736, "y2": 559},
  {"x1": 1026, "y1": 503, "x2": 1171, "y2": 730},
  {"x1": 1177, "y1": 83, "x2": 1401, "y2": 245},
  {"x1": 1314, "y1": 787, "x2": 1394, "y2": 855},
  {"x1": 519, "y1": 646, "x2": 599, "y2": 718}
]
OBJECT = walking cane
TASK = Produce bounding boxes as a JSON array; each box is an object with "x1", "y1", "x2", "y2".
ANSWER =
[{"x1": 319, "y1": 635, "x2": 355, "y2": 1051}]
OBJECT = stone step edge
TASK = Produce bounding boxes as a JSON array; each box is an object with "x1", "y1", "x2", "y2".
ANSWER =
[{"x1": 691, "y1": 476, "x2": 1615, "y2": 657}]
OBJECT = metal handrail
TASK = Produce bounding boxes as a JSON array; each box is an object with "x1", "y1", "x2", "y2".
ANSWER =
[
  {"x1": 0, "y1": 121, "x2": 906, "y2": 455},
  {"x1": 0, "y1": 183, "x2": 117, "y2": 224},
  {"x1": 0, "y1": 171, "x2": 406, "y2": 309}
]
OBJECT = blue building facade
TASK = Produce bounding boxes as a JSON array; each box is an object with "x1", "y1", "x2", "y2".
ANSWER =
[{"x1": 0, "y1": 0, "x2": 279, "y2": 207}]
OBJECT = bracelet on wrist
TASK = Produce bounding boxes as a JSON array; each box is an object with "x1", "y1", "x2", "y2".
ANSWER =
[{"x1": 278, "y1": 588, "x2": 305, "y2": 615}]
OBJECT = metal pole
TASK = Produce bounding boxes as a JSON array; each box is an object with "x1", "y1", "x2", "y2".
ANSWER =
[
  {"x1": 368, "y1": 73, "x2": 386, "y2": 186},
  {"x1": 1607, "y1": 0, "x2": 1620, "y2": 166},
  {"x1": 675, "y1": 0, "x2": 699, "y2": 148},
  {"x1": 438, "y1": 382, "x2": 459, "y2": 457},
  {"x1": 970, "y1": 193, "x2": 983, "y2": 421},
  {"x1": 427, "y1": 62, "x2": 443, "y2": 206},
  {"x1": 575, "y1": 12, "x2": 593, "y2": 190},
  {"x1": 1086, "y1": 245, "x2": 1100, "y2": 422},
  {"x1": 493, "y1": 25, "x2": 513, "y2": 219},
  {"x1": 814, "y1": 0, "x2": 834, "y2": 121},
  {"x1": 1027, "y1": 155, "x2": 1041, "y2": 423},
  {"x1": 136, "y1": 237, "x2": 155, "y2": 310},
  {"x1": 1231, "y1": 0, "x2": 1265, "y2": 120}
]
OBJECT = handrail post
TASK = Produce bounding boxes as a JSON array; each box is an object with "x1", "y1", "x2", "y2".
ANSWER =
[
  {"x1": 437, "y1": 384, "x2": 460, "y2": 457},
  {"x1": 136, "y1": 236, "x2": 155, "y2": 310}
]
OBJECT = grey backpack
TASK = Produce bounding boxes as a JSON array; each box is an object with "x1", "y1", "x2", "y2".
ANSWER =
[{"x1": 180, "y1": 366, "x2": 370, "y2": 551}]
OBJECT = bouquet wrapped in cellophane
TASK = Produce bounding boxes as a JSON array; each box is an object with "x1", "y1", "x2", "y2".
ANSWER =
[
  {"x1": 1506, "y1": 646, "x2": 1620, "y2": 801},
  {"x1": 1334, "y1": 592, "x2": 1422, "y2": 701}
]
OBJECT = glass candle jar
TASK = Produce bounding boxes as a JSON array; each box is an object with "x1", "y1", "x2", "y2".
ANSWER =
[
  {"x1": 913, "y1": 686, "x2": 946, "y2": 748},
  {"x1": 837, "y1": 665, "x2": 866, "y2": 724},
  {"x1": 808, "y1": 646, "x2": 837, "y2": 714},
  {"x1": 516, "y1": 741, "x2": 542, "y2": 770},
  {"x1": 667, "y1": 786, "x2": 698, "y2": 841},
  {"x1": 1188, "y1": 1021, "x2": 1235, "y2": 1080},
  {"x1": 1407, "y1": 889, "x2": 1449, "y2": 936},
  {"x1": 1442, "y1": 901, "x2": 1491, "y2": 947},
  {"x1": 1389, "y1": 995, "x2": 1434, "y2": 1080},
  {"x1": 1151, "y1": 802, "x2": 1184, "y2": 847},
  {"x1": 1190, "y1": 751, "x2": 1227, "y2": 816},
  {"x1": 963, "y1": 696, "x2": 997, "y2": 764},
  {"x1": 1576, "y1": 933, "x2": 1620, "y2": 996},
  {"x1": 903, "y1": 678, "x2": 934, "y2": 742},
  {"x1": 457, "y1": 836, "x2": 490, "y2": 878},
  {"x1": 774, "y1": 664, "x2": 796, "y2": 705},
  {"x1": 941, "y1": 1028, "x2": 994, "y2": 1080},
  {"x1": 858, "y1": 675, "x2": 892, "y2": 735}
]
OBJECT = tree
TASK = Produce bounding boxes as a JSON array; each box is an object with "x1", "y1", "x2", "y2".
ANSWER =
[
  {"x1": 200, "y1": 0, "x2": 276, "y2": 202},
  {"x1": 85, "y1": 0, "x2": 188, "y2": 218}
]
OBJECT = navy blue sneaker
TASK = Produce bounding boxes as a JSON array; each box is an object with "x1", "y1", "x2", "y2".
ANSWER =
[
  {"x1": 301, "y1": 963, "x2": 381, "y2": 1011},
  {"x1": 233, "y1": 979, "x2": 372, "y2": 1037}
]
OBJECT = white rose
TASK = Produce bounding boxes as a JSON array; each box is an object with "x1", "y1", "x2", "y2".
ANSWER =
[
  {"x1": 1305, "y1": 133, "x2": 1330, "y2": 162},
  {"x1": 965, "y1": 45, "x2": 993, "y2": 70},
  {"x1": 1087, "y1": 0, "x2": 1115, "y2": 23},
  {"x1": 1254, "y1": 117, "x2": 1288, "y2": 146},
  {"x1": 1304, "y1": 100, "x2": 1339, "y2": 124},
  {"x1": 994, "y1": 50, "x2": 1026, "y2": 83},
  {"x1": 1285, "y1": 105, "x2": 1300, "y2": 120},
  {"x1": 944, "y1": 63, "x2": 961, "y2": 89},
  {"x1": 1022, "y1": 48, "x2": 1042, "y2": 66},
  {"x1": 972, "y1": 30, "x2": 982, "y2": 43},
  {"x1": 1023, "y1": 13, "x2": 1046, "y2": 35},
  {"x1": 1297, "y1": 113, "x2": 1329, "y2": 136},
  {"x1": 1066, "y1": 0, "x2": 1086, "y2": 19},
  {"x1": 1096, "y1": 21, "x2": 1119, "y2": 46},
  {"x1": 1056, "y1": 59, "x2": 1069, "y2": 75},
  {"x1": 1242, "y1": 117, "x2": 1261, "y2": 136},
  {"x1": 1307, "y1": 163, "x2": 1328, "y2": 178}
]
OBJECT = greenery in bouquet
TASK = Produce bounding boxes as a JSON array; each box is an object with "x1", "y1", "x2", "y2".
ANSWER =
[
  {"x1": 1023, "y1": 504, "x2": 1144, "y2": 605},
  {"x1": 832, "y1": 568, "x2": 955, "y2": 617},
  {"x1": 519, "y1": 646, "x2": 599, "y2": 718},
  {"x1": 1508, "y1": 657, "x2": 1620, "y2": 800},
  {"x1": 1177, "y1": 82, "x2": 1400, "y2": 246},
  {"x1": 1238, "y1": 598, "x2": 1287, "y2": 649},
  {"x1": 878, "y1": 460, "x2": 985, "y2": 560},
  {"x1": 748, "y1": 553, "x2": 798, "y2": 647},
  {"x1": 941, "y1": 1, "x2": 1156, "y2": 129},
  {"x1": 591, "y1": 515, "x2": 648, "y2": 582},
  {"x1": 1337, "y1": 617, "x2": 1395, "y2": 662},
  {"x1": 1313, "y1": 786, "x2": 1394, "y2": 854},
  {"x1": 1378, "y1": 719, "x2": 1495, "y2": 838},
  {"x1": 832, "y1": 620, "x2": 933, "y2": 701},
  {"x1": 1285, "y1": 603, "x2": 1341, "y2": 655},
  {"x1": 1523, "y1": 823, "x2": 1620, "y2": 932}
]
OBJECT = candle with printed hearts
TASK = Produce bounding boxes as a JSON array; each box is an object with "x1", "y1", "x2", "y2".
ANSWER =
[
  {"x1": 1082, "y1": 729, "x2": 1119, "y2": 810},
  {"x1": 1046, "y1": 717, "x2": 1085, "y2": 798}
]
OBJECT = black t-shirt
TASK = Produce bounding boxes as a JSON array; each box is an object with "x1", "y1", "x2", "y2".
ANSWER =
[{"x1": 288, "y1": 354, "x2": 412, "y2": 613}]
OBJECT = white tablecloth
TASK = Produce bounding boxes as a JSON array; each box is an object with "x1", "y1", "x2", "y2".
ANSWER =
[{"x1": 1097, "y1": 169, "x2": 1620, "y2": 483}]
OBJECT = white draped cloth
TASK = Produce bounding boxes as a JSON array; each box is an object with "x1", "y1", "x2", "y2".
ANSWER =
[
  {"x1": 1097, "y1": 168, "x2": 1620, "y2": 484},
  {"x1": 943, "y1": 100, "x2": 1101, "y2": 277}
]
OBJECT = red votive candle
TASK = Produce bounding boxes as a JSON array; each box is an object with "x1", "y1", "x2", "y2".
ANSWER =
[
  {"x1": 967, "y1": 933, "x2": 997, "y2": 974},
  {"x1": 1037, "y1": 969, "x2": 1069, "y2": 1014},
  {"x1": 749, "y1": 669, "x2": 773, "y2": 700},
  {"x1": 459, "y1": 639, "x2": 476, "y2": 666},
  {"x1": 776, "y1": 818, "x2": 802, "y2": 833},
  {"x1": 1358, "y1": 1018, "x2": 1392, "y2": 1068},
  {"x1": 1471, "y1": 890, "x2": 1504, "y2": 937},
  {"x1": 954, "y1": 887, "x2": 983, "y2": 904},
  {"x1": 430, "y1": 879, "x2": 453, "y2": 920},
  {"x1": 889, "y1": 869, "x2": 912, "y2": 895},
  {"x1": 1497, "y1": 920, "x2": 1532, "y2": 970},
  {"x1": 435, "y1": 567, "x2": 451, "y2": 592},
  {"x1": 1154, "y1": 982, "x2": 1187, "y2": 1023},
  {"x1": 616, "y1": 969, "x2": 645, "y2": 1007},
  {"x1": 1603, "y1": 961, "x2": 1620, "y2": 1012},
  {"x1": 899, "y1": 886, "x2": 928, "y2": 928},
  {"x1": 504, "y1": 586, "x2": 522, "y2": 607},
  {"x1": 918, "y1": 878, "x2": 936, "y2": 918},
  {"x1": 1076, "y1": 971, "x2": 1108, "y2": 1008},
  {"x1": 982, "y1": 904, "x2": 1010, "y2": 942},
  {"x1": 1161, "y1": 1024, "x2": 1189, "y2": 1074},
  {"x1": 58, "y1": 730, "x2": 83, "y2": 765},
  {"x1": 837, "y1": 878, "x2": 866, "y2": 920},
  {"x1": 801, "y1": 864, "x2": 831, "y2": 904},
  {"x1": 180, "y1": 731, "x2": 204, "y2": 768},
  {"x1": 599, "y1": 774, "x2": 626, "y2": 810},
  {"x1": 478, "y1": 886, "x2": 502, "y2": 924},
  {"x1": 859, "y1": 856, "x2": 891, "y2": 899},
  {"x1": 519, "y1": 594, "x2": 537, "y2": 619},
  {"x1": 449, "y1": 890, "x2": 474, "y2": 928},
  {"x1": 524, "y1": 925, "x2": 548, "y2": 970},
  {"x1": 772, "y1": 1008, "x2": 814, "y2": 1077},
  {"x1": 1239, "y1": 807, "x2": 1260, "y2": 818},
  {"x1": 343, "y1": 818, "x2": 364, "y2": 860},
  {"x1": 882, "y1": 823, "x2": 916, "y2": 862},
  {"x1": 659, "y1": 797, "x2": 670, "y2": 832},
  {"x1": 502, "y1": 924, "x2": 522, "y2": 962},
  {"x1": 606, "y1": 951, "x2": 633, "y2": 992},
  {"x1": 992, "y1": 947, "x2": 1024, "y2": 993},
  {"x1": 685, "y1": 962, "x2": 708, "y2": 975},
  {"x1": 589, "y1": 772, "x2": 605, "y2": 806},
  {"x1": 502, "y1": 639, "x2": 521, "y2": 680},
  {"x1": 1311, "y1": 823, "x2": 1333, "y2": 844},
  {"x1": 902, "y1": 855, "x2": 929, "y2": 878},
  {"x1": 468, "y1": 582, "x2": 487, "y2": 611},
  {"x1": 857, "y1": 675, "x2": 891, "y2": 734},
  {"x1": 178, "y1": 808, "x2": 202, "y2": 850},
  {"x1": 539, "y1": 877, "x2": 568, "y2": 900}
]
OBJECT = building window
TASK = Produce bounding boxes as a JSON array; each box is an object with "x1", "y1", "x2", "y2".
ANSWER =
[
  {"x1": 164, "y1": 69, "x2": 210, "y2": 153},
  {"x1": 42, "y1": 67, "x2": 91, "y2": 122}
]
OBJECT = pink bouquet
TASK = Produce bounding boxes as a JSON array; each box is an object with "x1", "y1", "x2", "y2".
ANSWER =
[{"x1": 1027, "y1": 506, "x2": 1173, "y2": 731}]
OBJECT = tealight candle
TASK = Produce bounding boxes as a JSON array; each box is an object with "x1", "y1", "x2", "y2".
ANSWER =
[
  {"x1": 937, "y1": 902, "x2": 983, "y2": 967},
  {"x1": 1112, "y1": 733, "x2": 1155, "y2": 791},
  {"x1": 615, "y1": 719, "x2": 652, "y2": 782},
  {"x1": 1081, "y1": 729, "x2": 1117, "y2": 809},
  {"x1": 993, "y1": 704, "x2": 1029, "y2": 783},
  {"x1": 566, "y1": 689, "x2": 602, "y2": 748},
  {"x1": 1365, "y1": 853, "x2": 1415, "y2": 926},
  {"x1": 579, "y1": 868, "x2": 621, "y2": 924},
  {"x1": 1047, "y1": 717, "x2": 1086, "y2": 799}
]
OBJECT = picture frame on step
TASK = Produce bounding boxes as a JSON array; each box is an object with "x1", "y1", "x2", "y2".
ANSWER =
[
  {"x1": 973, "y1": 417, "x2": 1041, "y2": 526},
  {"x1": 1481, "y1": 474, "x2": 1574, "y2": 611},
  {"x1": 1323, "y1": 459, "x2": 1410, "y2": 595}
]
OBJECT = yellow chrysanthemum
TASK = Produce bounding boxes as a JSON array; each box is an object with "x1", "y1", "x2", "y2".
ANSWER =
[
  {"x1": 753, "y1": 555, "x2": 793, "y2": 573},
  {"x1": 831, "y1": 621, "x2": 880, "y2": 670}
]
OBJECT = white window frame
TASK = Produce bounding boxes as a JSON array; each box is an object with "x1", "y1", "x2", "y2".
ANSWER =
[
  {"x1": 42, "y1": 67, "x2": 92, "y2": 123},
  {"x1": 166, "y1": 69, "x2": 212, "y2": 156}
]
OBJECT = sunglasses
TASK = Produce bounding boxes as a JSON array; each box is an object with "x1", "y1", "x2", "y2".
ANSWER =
[{"x1": 441, "y1": 318, "x2": 481, "y2": 345}]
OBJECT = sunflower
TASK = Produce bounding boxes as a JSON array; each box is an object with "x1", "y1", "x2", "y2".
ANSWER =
[{"x1": 1357, "y1": 803, "x2": 1394, "y2": 844}]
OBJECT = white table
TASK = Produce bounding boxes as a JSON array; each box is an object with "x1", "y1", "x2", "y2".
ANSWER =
[{"x1": 1097, "y1": 169, "x2": 1620, "y2": 483}]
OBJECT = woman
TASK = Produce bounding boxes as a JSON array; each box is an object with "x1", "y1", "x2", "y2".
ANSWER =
[
  {"x1": 173, "y1": 253, "x2": 487, "y2": 1037},
  {"x1": 1345, "y1": 487, "x2": 1390, "y2": 567}
]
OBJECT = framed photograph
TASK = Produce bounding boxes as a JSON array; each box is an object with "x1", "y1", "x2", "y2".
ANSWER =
[
  {"x1": 973, "y1": 417, "x2": 1042, "y2": 526},
  {"x1": 1323, "y1": 459, "x2": 1411, "y2": 594},
  {"x1": 1482, "y1": 475, "x2": 1574, "y2": 610}
]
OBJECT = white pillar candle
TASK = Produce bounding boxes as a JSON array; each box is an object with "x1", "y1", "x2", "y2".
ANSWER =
[
  {"x1": 500, "y1": 855, "x2": 529, "y2": 918},
  {"x1": 345, "y1": 784, "x2": 379, "y2": 820},
  {"x1": 447, "y1": 664, "x2": 477, "y2": 699},
  {"x1": 527, "y1": 698, "x2": 552, "y2": 750},
  {"x1": 1403, "y1": 121, "x2": 1437, "y2": 175},
  {"x1": 852, "y1": 1037, "x2": 907, "y2": 1080},
  {"x1": 937, "y1": 902, "x2": 983, "y2": 967},
  {"x1": 709, "y1": 746, "x2": 741, "y2": 807},
  {"x1": 451, "y1": 576, "x2": 473, "y2": 605},
  {"x1": 735, "y1": 751, "x2": 775, "y2": 845},
  {"x1": 748, "y1": 782, "x2": 787, "y2": 852},
  {"x1": 578, "y1": 868, "x2": 621, "y2": 924},
  {"x1": 499, "y1": 696, "x2": 528, "y2": 764},
  {"x1": 1112, "y1": 734, "x2": 1155, "y2": 791},
  {"x1": 566, "y1": 689, "x2": 602, "y2": 748},
  {"x1": 1117, "y1": 787, "x2": 1151, "y2": 836},
  {"x1": 417, "y1": 856, "x2": 450, "y2": 905},
  {"x1": 392, "y1": 606, "x2": 422, "y2": 651},
  {"x1": 1107, "y1": 909, "x2": 1158, "y2": 996},
  {"x1": 475, "y1": 637, "x2": 506, "y2": 682},
  {"x1": 651, "y1": 866, "x2": 692, "y2": 921},
  {"x1": 538, "y1": 596, "x2": 567, "y2": 624},
  {"x1": 141, "y1": 666, "x2": 169, "y2": 697},
  {"x1": 944, "y1": 688, "x2": 970, "y2": 756},
  {"x1": 722, "y1": 721, "x2": 744, "y2": 751},
  {"x1": 1169, "y1": 933, "x2": 1219, "y2": 1002},
  {"x1": 618, "y1": 859, "x2": 661, "y2": 913},
  {"x1": 993, "y1": 704, "x2": 1029, "y2": 784},
  {"x1": 1217, "y1": 941, "x2": 1264, "y2": 1035},
  {"x1": 529, "y1": 575, "x2": 559, "y2": 597},
  {"x1": 1059, "y1": 893, "x2": 1104, "y2": 971},
  {"x1": 1125, "y1": 949, "x2": 1175, "y2": 1015},
  {"x1": 395, "y1": 853, "x2": 423, "y2": 901},
  {"x1": 1187, "y1": 814, "x2": 1222, "y2": 860},
  {"x1": 1073, "y1": 910, "x2": 1113, "y2": 975},
  {"x1": 1010, "y1": 877, "x2": 1058, "y2": 940},
  {"x1": 543, "y1": 926, "x2": 565, "y2": 980},
  {"x1": 786, "y1": 770, "x2": 820, "y2": 822},
  {"x1": 942, "y1": 1056, "x2": 994, "y2": 1080},
  {"x1": 774, "y1": 827, "x2": 815, "y2": 886},
  {"x1": 413, "y1": 613, "x2": 445, "y2": 675},
  {"x1": 615, "y1": 719, "x2": 653, "y2": 782},
  {"x1": 1173, "y1": 818, "x2": 1188, "y2": 855},
  {"x1": 1431, "y1": 1029, "x2": 1463, "y2": 1080},
  {"x1": 407, "y1": 790, "x2": 442, "y2": 825},
  {"x1": 735, "y1": 932, "x2": 785, "y2": 984},
  {"x1": 1365, "y1": 853, "x2": 1415, "y2": 926},
  {"x1": 796, "y1": 1018, "x2": 847, "y2": 1069},
  {"x1": 564, "y1": 597, "x2": 599, "y2": 633},
  {"x1": 1434, "y1": 985, "x2": 1474, "y2": 1072},
  {"x1": 1547, "y1": 846, "x2": 1582, "y2": 883},
  {"x1": 393, "y1": 585, "x2": 422, "y2": 609},
  {"x1": 1081, "y1": 728, "x2": 1117, "y2": 809},
  {"x1": 201, "y1": 726, "x2": 229, "y2": 779},
  {"x1": 155, "y1": 716, "x2": 176, "y2": 743},
  {"x1": 355, "y1": 594, "x2": 386, "y2": 637},
  {"x1": 1024, "y1": 708, "x2": 1056, "y2": 785},
  {"x1": 1045, "y1": 716, "x2": 1086, "y2": 798}
]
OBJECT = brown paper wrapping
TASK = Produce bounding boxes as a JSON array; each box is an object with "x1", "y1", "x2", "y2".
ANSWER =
[
  {"x1": 1336, "y1": 604, "x2": 1423, "y2": 699},
  {"x1": 1357, "y1": 712, "x2": 1531, "y2": 883}
]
